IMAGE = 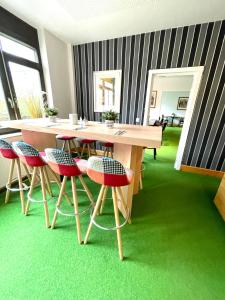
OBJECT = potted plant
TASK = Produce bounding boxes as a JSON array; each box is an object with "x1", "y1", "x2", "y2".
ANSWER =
[
  {"x1": 102, "y1": 110, "x2": 118, "y2": 128},
  {"x1": 45, "y1": 107, "x2": 58, "y2": 122}
]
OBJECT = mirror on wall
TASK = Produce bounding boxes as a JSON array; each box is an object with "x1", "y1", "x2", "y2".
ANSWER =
[{"x1": 94, "y1": 70, "x2": 122, "y2": 112}]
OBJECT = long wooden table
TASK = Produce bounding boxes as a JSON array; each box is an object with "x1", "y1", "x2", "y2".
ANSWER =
[{"x1": 2, "y1": 118, "x2": 162, "y2": 217}]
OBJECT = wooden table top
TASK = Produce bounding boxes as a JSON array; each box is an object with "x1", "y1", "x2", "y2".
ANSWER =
[{"x1": 2, "y1": 118, "x2": 162, "y2": 148}]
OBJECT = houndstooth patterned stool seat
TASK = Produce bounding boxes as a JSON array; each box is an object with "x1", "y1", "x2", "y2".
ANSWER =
[
  {"x1": 76, "y1": 138, "x2": 97, "y2": 158},
  {"x1": 45, "y1": 148, "x2": 94, "y2": 244},
  {"x1": 56, "y1": 135, "x2": 80, "y2": 156},
  {"x1": 0, "y1": 139, "x2": 31, "y2": 213},
  {"x1": 12, "y1": 141, "x2": 70, "y2": 227},
  {"x1": 84, "y1": 156, "x2": 133, "y2": 260},
  {"x1": 100, "y1": 141, "x2": 113, "y2": 158}
]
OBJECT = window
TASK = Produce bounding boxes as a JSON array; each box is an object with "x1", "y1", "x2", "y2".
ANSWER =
[
  {"x1": 0, "y1": 33, "x2": 45, "y2": 133},
  {"x1": 0, "y1": 35, "x2": 38, "y2": 63},
  {"x1": 94, "y1": 70, "x2": 122, "y2": 112}
]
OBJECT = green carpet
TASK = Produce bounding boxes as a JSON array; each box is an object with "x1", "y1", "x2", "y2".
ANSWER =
[{"x1": 0, "y1": 127, "x2": 224, "y2": 300}]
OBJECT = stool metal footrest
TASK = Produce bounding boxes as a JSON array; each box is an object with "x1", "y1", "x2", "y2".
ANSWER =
[
  {"x1": 27, "y1": 180, "x2": 60, "y2": 203},
  {"x1": 90, "y1": 197, "x2": 130, "y2": 231},
  {"x1": 56, "y1": 189, "x2": 93, "y2": 217},
  {"x1": 6, "y1": 180, "x2": 29, "y2": 192}
]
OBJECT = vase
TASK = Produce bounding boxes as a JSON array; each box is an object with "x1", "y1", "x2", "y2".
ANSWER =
[
  {"x1": 105, "y1": 120, "x2": 114, "y2": 128},
  {"x1": 49, "y1": 116, "x2": 57, "y2": 122}
]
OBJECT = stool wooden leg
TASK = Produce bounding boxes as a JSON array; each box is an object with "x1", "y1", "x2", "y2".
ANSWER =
[
  {"x1": 139, "y1": 173, "x2": 143, "y2": 190},
  {"x1": 51, "y1": 176, "x2": 67, "y2": 229},
  {"x1": 110, "y1": 148, "x2": 113, "y2": 158},
  {"x1": 78, "y1": 175, "x2": 94, "y2": 205},
  {"x1": 117, "y1": 187, "x2": 131, "y2": 224},
  {"x1": 47, "y1": 167, "x2": 72, "y2": 206},
  {"x1": 72, "y1": 140, "x2": 80, "y2": 156},
  {"x1": 62, "y1": 141, "x2": 66, "y2": 151},
  {"x1": 93, "y1": 143, "x2": 97, "y2": 155},
  {"x1": 68, "y1": 141, "x2": 72, "y2": 153},
  {"x1": 87, "y1": 144, "x2": 91, "y2": 157},
  {"x1": 100, "y1": 186, "x2": 108, "y2": 214},
  {"x1": 81, "y1": 144, "x2": 86, "y2": 158},
  {"x1": 84, "y1": 185, "x2": 106, "y2": 244},
  {"x1": 112, "y1": 187, "x2": 123, "y2": 260},
  {"x1": 5, "y1": 159, "x2": 15, "y2": 204},
  {"x1": 25, "y1": 167, "x2": 38, "y2": 215},
  {"x1": 39, "y1": 168, "x2": 50, "y2": 228},
  {"x1": 16, "y1": 159, "x2": 25, "y2": 214},
  {"x1": 71, "y1": 176, "x2": 82, "y2": 244},
  {"x1": 103, "y1": 147, "x2": 107, "y2": 157},
  {"x1": 43, "y1": 166, "x2": 53, "y2": 197},
  {"x1": 23, "y1": 164, "x2": 31, "y2": 183}
]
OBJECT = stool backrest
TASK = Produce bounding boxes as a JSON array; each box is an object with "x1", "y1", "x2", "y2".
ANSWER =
[
  {"x1": 87, "y1": 156, "x2": 130, "y2": 187},
  {"x1": 45, "y1": 148, "x2": 82, "y2": 177},
  {"x1": 12, "y1": 141, "x2": 45, "y2": 167},
  {"x1": 0, "y1": 138, "x2": 18, "y2": 159}
]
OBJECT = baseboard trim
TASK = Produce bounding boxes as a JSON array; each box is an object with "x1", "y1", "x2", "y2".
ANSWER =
[{"x1": 180, "y1": 165, "x2": 224, "y2": 178}]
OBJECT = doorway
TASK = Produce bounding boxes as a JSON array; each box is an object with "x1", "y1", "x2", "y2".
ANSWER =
[{"x1": 143, "y1": 67, "x2": 204, "y2": 170}]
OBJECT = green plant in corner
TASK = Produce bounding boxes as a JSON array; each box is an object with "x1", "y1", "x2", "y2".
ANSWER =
[
  {"x1": 102, "y1": 109, "x2": 118, "y2": 121},
  {"x1": 45, "y1": 107, "x2": 58, "y2": 117}
]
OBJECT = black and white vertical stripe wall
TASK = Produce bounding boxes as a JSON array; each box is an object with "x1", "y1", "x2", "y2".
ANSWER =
[{"x1": 73, "y1": 20, "x2": 225, "y2": 171}]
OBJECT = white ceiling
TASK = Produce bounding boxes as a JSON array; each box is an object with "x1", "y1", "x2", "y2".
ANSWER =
[{"x1": 0, "y1": 0, "x2": 224, "y2": 44}]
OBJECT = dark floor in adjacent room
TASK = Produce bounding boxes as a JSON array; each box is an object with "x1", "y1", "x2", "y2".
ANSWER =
[{"x1": 0, "y1": 127, "x2": 224, "y2": 300}]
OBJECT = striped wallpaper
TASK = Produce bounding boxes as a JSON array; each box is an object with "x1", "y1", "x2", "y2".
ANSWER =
[{"x1": 73, "y1": 20, "x2": 225, "y2": 171}]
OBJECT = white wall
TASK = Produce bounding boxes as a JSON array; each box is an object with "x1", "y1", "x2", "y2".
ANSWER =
[
  {"x1": 161, "y1": 91, "x2": 190, "y2": 117},
  {"x1": 38, "y1": 29, "x2": 76, "y2": 118},
  {"x1": 149, "y1": 75, "x2": 193, "y2": 120}
]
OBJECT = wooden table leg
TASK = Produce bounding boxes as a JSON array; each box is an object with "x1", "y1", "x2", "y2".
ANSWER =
[{"x1": 113, "y1": 143, "x2": 143, "y2": 217}]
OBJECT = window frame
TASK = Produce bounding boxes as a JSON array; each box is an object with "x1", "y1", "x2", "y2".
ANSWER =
[
  {"x1": 0, "y1": 33, "x2": 45, "y2": 134},
  {"x1": 93, "y1": 70, "x2": 122, "y2": 113}
]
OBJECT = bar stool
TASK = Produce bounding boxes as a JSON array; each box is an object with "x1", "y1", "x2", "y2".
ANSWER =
[
  {"x1": 84, "y1": 156, "x2": 133, "y2": 260},
  {"x1": 56, "y1": 135, "x2": 79, "y2": 155},
  {"x1": 76, "y1": 138, "x2": 97, "y2": 158},
  {"x1": 101, "y1": 141, "x2": 113, "y2": 158},
  {"x1": 0, "y1": 139, "x2": 31, "y2": 213},
  {"x1": 44, "y1": 148, "x2": 95, "y2": 244},
  {"x1": 12, "y1": 141, "x2": 71, "y2": 228}
]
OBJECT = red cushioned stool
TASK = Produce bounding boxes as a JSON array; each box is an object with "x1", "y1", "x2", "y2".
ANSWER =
[
  {"x1": 84, "y1": 156, "x2": 133, "y2": 260},
  {"x1": 76, "y1": 138, "x2": 97, "y2": 158},
  {"x1": 0, "y1": 139, "x2": 31, "y2": 213},
  {"x1": 56, "y1": 135, "x2": 80, "y2": 156},
  {"x1": 100, "y1": 141, "x2": 113, "y2": 158},
  {"x1": 12, "y1": 141, "x2": 71, "y2": 228},
  {"x1": 45, "y1": 148, "x2": 94, "y2": 244}
]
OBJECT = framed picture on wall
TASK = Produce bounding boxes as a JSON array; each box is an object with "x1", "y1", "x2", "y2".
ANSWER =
[
  {"x1": 177, "y1": 97, "x2": 188, "y2": 110},
  {"x1": 150, "y1": 91, "x2": 157, "y2": 108}
]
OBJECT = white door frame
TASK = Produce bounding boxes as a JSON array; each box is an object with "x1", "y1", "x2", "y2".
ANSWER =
[{"x1": 143, "y1": 66, "x2": 204, "y2": 170}]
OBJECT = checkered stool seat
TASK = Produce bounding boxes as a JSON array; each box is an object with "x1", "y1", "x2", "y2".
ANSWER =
[
  {"x1": 12, "y1": 141, "x2": 68, "y2": 228},
  {"x1": 0, "y1": 139, "x2": 18, "y2": 159},
  {"x1": 12, "y1": 141, "x2": 47, "y2": 167},
  {"x1": 44, "y1": 148, "x2": 94, "y2": 244},
  {"x1": 87, "y1": 156, "x2": 133, "y2": 187},
  {"x1": 0, "y1": 139, "x2": 32, "y2": 213},
  {"x1": 44, "y1": 148, "x2": 87, "y2": 177},
  {"x1": 101, "y1": 142, "x2": 113, "y2": 148},
  {"x1": 84, "y1": 156, "x2": 133, "y2": 260},
  {"x1": 56, "y1": 135, "x2": 75, "y2": 141},
  {"x1": 76, "y1": 138, "x2": 96, "y2": 144}
]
